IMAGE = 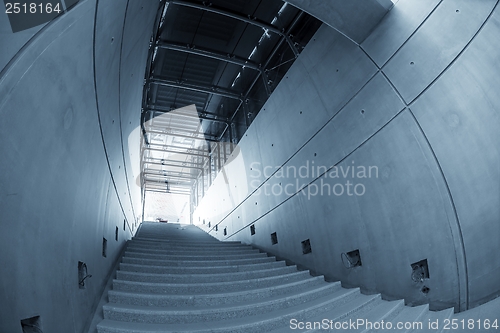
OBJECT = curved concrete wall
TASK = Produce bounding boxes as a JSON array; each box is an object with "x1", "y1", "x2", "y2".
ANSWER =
[
  {"x1": 194, "y1": 0, "x2": 500, "y2": 312},
  {"x1": 0, "y1": 0, "x2": 156, "y2": 332}
]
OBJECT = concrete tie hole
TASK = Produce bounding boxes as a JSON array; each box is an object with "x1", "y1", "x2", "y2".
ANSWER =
[
  {"x1": 342, "y1": 249, "x2": 362, "y2": 268},
  {"x1": 271, "y1": 232, "x2": 278, "y2": 245},
  {"x1": 301, "y1": 239, "x2": 312, "y2": 254},
  {"x1": 21, "y1": 315, "x2": 42, "y2": 333}
]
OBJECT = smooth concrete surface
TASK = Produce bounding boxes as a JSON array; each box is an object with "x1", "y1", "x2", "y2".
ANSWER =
[
  {"x1": 0, "y1": 0, "x2": 156, "y2": 332},
  {"x1": 194, "y1": 0, "x2": 500, "y2": 313},
  {"x1": 286, "y1": 0, "x2": 393, "y2": 44}
]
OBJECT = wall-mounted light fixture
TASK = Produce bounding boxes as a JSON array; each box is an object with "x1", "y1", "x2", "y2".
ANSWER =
[{"x1": 411, "y1": 259, "x2": 429, "y2": 283}]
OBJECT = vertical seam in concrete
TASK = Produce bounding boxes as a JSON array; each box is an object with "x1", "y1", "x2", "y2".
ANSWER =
[
  {"x1": 373, "y1": 2, "x2": 500, "y2": 309},
  {"x1": 92, "y1": 0, "x2": 132, "y2": 234},
  {"x1": 361, "y1": 31, "x2": 469, "y2": 311},
  {"x1": 407, "y1": 108, "x2": 469, "y2": 312},
  {"x1": 117, "y1": 0, "x2": 137, "y2": 227}
]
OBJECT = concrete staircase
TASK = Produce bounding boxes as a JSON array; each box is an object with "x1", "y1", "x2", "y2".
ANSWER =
[{"x1": 96, "y1": 222, "x2": 455, "y2": 332}]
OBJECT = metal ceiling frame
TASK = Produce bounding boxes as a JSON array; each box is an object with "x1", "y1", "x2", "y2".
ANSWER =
[
  {"x1": 144, "y1": 189, "x2": 192, "y2": 196},
  {"x1": 145, "y1": 128, "x2": 219, "y2": 142},
  {"x1": 144, "y1": 143, "x2": 209, "y2": 155},
  {"x1": 220, "y1": 12, "x2": 305, "y2": 139},
  {"x1": 141, "y1": 1, "x2": 312, "y2": 205},
  {"x1": 143, "y1": 172, "x2": 198, "y2": 180},
  {"x1": 143, "y1": 161, "x2": 204, "y2": 171},
  {"x1": 143, "y1": 146, "x2": 210, "y2": 158},
  {"x1": 146, "y1": 123, "x2": 202, "y2": 133},
  {"x1": 142, "y1": 156, "x2": 205, "y2": 168},
  {"x1": 150, "y1": 79, "x2": 243, "y2": 101},
  {"x1": 157, "y1": 42, "x2": 263, "y2": 72},
  {"x1": 165, "y1": 0, "x2": 299, "y2": 57},
  {"x1": 146, "y1": 105, "x2": 230, "y2": 124}
]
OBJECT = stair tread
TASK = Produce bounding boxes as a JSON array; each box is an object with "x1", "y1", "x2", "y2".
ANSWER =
[
  {"x1": 108, "y1": 275, "x2": 330, "y2": 300},
  {"x1": 132, "y1": 236, "x2": 240, "y2": 244},
  {"x1": 123, "y1": 251, "x2": 267, "y2": 260},
  {"x1": 104, "y1": 281, "x2": 339, "y2": 314},
  {"x1": 116, "y1": 264, "x2": 298, "y2": 281},
  {"x1": 387, "y1": 304, "x2": 429, "y2": 332},
  {"x1": 127, "y1": 241, "x2": 251, "y2": 246},
  {"x1": 341, "y1": 299, "x2": 405, "y2": 333},
  {"x1": 121, "y1": 256, "x2": 276, "y2": 266},
  {"x1": 108, "y1": 278, "x2": 340, "y2": 308},
  {"x1": 410, "y1": 308, "x2": 455, "y2": 332},
  {"x1": 97, "y1": 288, "x2": 363, "y2": 332},
  {"x1": 118, "y1": 260, "x2": 285, "y2": 274},
  {"x1": 125, "y1": 246, "x2": 258, "y2": 254},
  {"x1": 112, "y1": 270, "x2": 313, "y2": 292},
  {"x1": 268, "y1": 294, "x2": 382, "y2": 333}
]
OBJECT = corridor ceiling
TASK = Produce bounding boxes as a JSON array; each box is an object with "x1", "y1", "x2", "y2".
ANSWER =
[{"x1": 140, "y1": 0, "x2": 321, "y2": 196}]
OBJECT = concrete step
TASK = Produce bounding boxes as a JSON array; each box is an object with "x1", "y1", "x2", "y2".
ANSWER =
[
  {"x1": 123, "y1": 250, "x2": 268, "y2": 261},
  {"x1": 115, "y1": 265, "x2": 300, "y2": 284},
  {"x1": 409, "y1": 307, "x2": 454, "y2": 333},
  {"x1": 107, "y1": 276, "x2": 333, "y2": 307},
  {"x1": 268, "y1": 293, "x2": 383, "y2": 333},
  {"x1": 132, "y1": 236, "x2": 240, "y2": 245},
  {"x1": 95, "y1": 223, "x2": 459, "y2": 333},
  {"x1": 96, "y1": 288, "x2": 368, "y2": 333},
  {"x1": 121, "y1": 255, "x2": 277, "y2": 267},
  {"x1": 318, "y1": 299, "x2": 404, "y2": 333},
  {"x1": 125, "y1": 246, "x2": 260, "y2": 256},
  {"x1": 384, "y1": 304, "x2": 429, "y2": 333},
  {"x1": 102, "y1": 283, "x2": 349, "y2": 324},
  {"x1": 128, "y1": 239, "x2": 250, "y2": 249},
  {"x1": 118, "y1": 260, "x2": 286, "y2": 274},
  {"x1": 112, "y1": 270, "x2": 314, "y2": 294}
]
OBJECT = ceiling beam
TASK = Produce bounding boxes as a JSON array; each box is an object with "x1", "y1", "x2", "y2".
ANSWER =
[
  {"x1": 157, "y1": 42, "x2": 262, "y2": 72},
  {"x1": 143, "y1": 146, "x2": 210, "y2": 158},
  {"x1": 143, "y1": 172, "x2": 198, "y2": 180},
  {"x1": 144, "y1": 182, "x2": 192, "y2": 190},
  {"x1": 145, "y1": 129, "x2": 219, "y2": 142},
  {"x1": 142, "y1": 157, "x2": 204, "y2": 168},
  {"x1": 166, "y1": 0, "x2": 299, "y2": 57},
  {"x1": 143, "y1": 161, "x2": 204, "y2": 170},
  {"x1": 145, "y1": 106, "x2": 230, "y2": 124},
  {"x1": 146, "y1": 123, "x2": 202, "y2": 134},
  {"x1": 144, "y1": 189, "x2": 191, "y2": 196},
  {"x1": 150, "y1": 78, "x2": 243, "y2": 101},
  {"x1": 148, "y1": 144, "x2": 205, "y2": 153},
  {"x1": 146, "y1": 142, "x2": 209, "y2": 154}
]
